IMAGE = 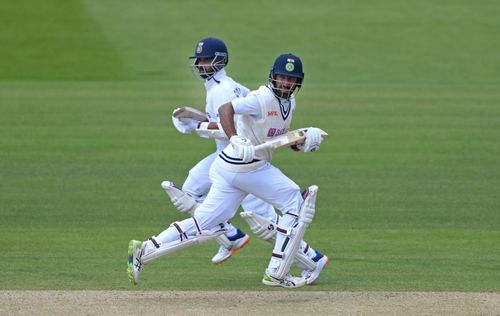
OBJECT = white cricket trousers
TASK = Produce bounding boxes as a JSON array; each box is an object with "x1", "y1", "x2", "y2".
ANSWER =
[
  {"x1": 152, "y1": 160, "x2": 303, "y2": 255},
  {"x1": 182, "y1": 152, "x2": 277, "y2": 221},
  {"x1": 194, "y1": 161, "x2": 303, "y2": 231}
]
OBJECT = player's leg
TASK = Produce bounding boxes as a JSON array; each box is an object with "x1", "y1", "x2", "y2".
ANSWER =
[
  {"x1": 209, "y1": 194, "x2": 269, "y2": 264},
  {"x1": 263, "y1": 185, "x2": 317, "y2": 288},
  {"x1": 239, "y1": 209, "x2": 329, "y2": 284},
  {"x1": 162, "y1": 179, "x2": 250, "y2": 264},
  {"x1": 299, "y1": 245, "x2": 329, "y2": 285},
  {"x1": 161, "y1": 152, "x2": 250, "y2": 263},
  {"x1": 243, "y1": 193, "x2": 328, "y2": 285},
  {"x1": 127, "y1": 216, "x2": 224, "y2": 285},
  {"x1": 203, "y1": 165, "x2": 250, "y2": 261},
  {"x1": 127, "y1": 178, "x2": 247, "y2": 285},
  {"x1": 232, "y1": 164, "x2": 316, "y2": 288}
]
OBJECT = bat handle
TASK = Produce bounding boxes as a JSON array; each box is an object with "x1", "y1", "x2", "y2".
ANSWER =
[{"x1": 253, "y1": 143, "x2": 271, "y2": 151}]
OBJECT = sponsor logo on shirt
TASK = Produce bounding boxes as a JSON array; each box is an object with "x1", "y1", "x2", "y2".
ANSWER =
[
  {"x1": 267, "y1": 128, "x2": 288, "y2": 137},
  {"x1": 267, "y1": 111, "x2": 278, "y2": 117}
]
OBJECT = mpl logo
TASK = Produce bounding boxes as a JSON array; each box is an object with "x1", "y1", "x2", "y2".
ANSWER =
[{"x1": 267, "y1": 111, "x2": 278, "y2": 117}]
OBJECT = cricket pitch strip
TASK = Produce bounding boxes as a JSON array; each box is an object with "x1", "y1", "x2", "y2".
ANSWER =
[{"x1": 1, "y1": 290, "x2": 499, "y2": 315}]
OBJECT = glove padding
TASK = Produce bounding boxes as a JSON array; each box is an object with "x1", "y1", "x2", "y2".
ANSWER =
[
  {"x1": 172, "y1": 116, "x2": 199, "y2": 134},
  {"x1": 230, "y1": 136, "x2": 255, "y2": 163},
  {"x1": 303, "y1": 127, "x2": 323, "y2": 152}
]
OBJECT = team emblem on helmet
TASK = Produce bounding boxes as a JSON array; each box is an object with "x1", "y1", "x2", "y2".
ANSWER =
[
  {"x1": 196, "y1": 42, "x2": 204, "y2": 54},
  {"x1": 285, "y1": 58, "x2": 295, "y2": 72},
  {"x1": 269, "y1": 54, "x2": 304, "y2": 99}
]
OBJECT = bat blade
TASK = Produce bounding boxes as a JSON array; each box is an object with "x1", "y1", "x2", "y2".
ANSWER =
[
  {"x1": 254, "y1": 128, "x2": 328, "y2": 151},
  {"x1": 172, "y1": 106, "x2": 207, "y2": 122}
]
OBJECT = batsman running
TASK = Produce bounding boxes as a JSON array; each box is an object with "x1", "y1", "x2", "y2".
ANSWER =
[
  {"x1": 128, "y1": 51, "x2": 329, "y2": 288},
  {"x1": 161, "y1": 38, "x2": 328, "y2": 277}
]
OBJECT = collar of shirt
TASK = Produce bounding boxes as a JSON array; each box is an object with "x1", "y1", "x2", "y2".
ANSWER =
[{"x1": 205, "y1": 69, "x2": 227, "y2": 90}]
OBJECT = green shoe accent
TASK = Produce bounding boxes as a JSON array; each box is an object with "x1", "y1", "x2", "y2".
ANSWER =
[{"x1": 127, "y1": 240, "x2": 143, "y2": 285}]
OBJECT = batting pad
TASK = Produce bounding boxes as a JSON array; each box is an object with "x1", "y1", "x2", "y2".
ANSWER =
[
  {"x1": 273, "y1": 185, "x2": 318, "y2": 279},
  {"x1": 241, "y1": 211, "x2": 317, "y2": 271},
  {"x1": 142, "y1": 228, "x2": 225, "y2": 265},
  {"x1": 240, "y1": 211, "x2": 277, "y2": 241},
  {"x1": 161, "y1": 181, "x2": 199, "y2": 215}
]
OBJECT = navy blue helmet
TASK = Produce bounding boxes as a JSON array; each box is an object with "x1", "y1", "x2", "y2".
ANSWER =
[
  {"x1": 190, "y1": 37, "x2": 228, "y2": 80},
  {"x1": 269, "y1": 53, "x2": 304, "y2": 99}
]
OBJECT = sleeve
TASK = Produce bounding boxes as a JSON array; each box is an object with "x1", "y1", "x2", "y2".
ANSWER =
[
  {"x1": 207, "y1": 85, "x2": 238, "y2": 122},
  {"x1": 240, "y1": 85, "x2": 251, "y2": 97},
  {"x1": 212, "y1": 87, "x2": 235, "y2": 110},
  {"x1": 231, "y1": 93, "x2": 262, "y2": 117}
]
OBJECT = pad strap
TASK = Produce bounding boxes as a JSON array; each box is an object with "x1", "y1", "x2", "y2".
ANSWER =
[
  {"x1": 172, "y1": 221, "x2": 189, "y2": 241},
  {"x1": 149, "y1": 236, "x2": 160, "y2": 248}
]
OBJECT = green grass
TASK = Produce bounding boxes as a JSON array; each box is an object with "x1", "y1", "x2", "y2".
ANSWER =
[{"x1": 1, "y1": 0, "x2": 500, "y2": 291}]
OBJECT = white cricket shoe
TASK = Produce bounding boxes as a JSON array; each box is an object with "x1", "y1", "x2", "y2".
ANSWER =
[
  {"x1": 211, "y1": 230, "x2": 250, "y2": 264},
  {"x1": 127, "y1": 240, "x2": 144, "y2": 285},
  {"x1": 262, "y1": 271, "x2": 307, "y2": 288},
  {"x1": 301, "y1": 254, "x2": 329, "y2": 285}
]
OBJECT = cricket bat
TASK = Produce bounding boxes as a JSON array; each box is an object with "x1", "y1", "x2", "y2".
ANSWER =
[
  {"x1": 254, "y1": 128, "x2": 328, "y2": 151},
  {"x1": 172, "y1": 106, "x2": 207, "y2": 122}
]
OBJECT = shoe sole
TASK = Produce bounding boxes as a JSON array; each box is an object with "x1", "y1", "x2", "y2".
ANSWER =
[
  {"x1": 262, "y1": 276, "x2": 306, "y2": 288},
  {"x1": 262, "y1": 278, "x2": 280, "y2": 287},
  {"x1": 214, "y1": 235, "x2": 250, "y2": 265},
  {"x1": 307, "y1": 256, "x2": 330, "y2": 285}
]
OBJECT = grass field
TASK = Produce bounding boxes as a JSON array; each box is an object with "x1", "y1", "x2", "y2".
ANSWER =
[{"x1": 1, "y1": 0, "x2": 500, "y2": 297}]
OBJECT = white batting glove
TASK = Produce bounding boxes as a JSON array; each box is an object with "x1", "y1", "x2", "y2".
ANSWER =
[
  {"x1": 172, "y1": 116, "x2": 199, "y2": 134},
  {"x1": 230, "y1": 136, "x2": 255, "y2": 163},
  {"x1": 303, "y1": 127, "x2": 323, "y2": 152}
]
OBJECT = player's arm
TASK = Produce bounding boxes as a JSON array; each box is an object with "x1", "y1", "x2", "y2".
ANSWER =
[
  {"x1": 218, "y1": 102, "x2": 255, "y2": 163},
  {"x1": 191, "y1": 86, "x2": 238, "y2": 139},
  {"x1": 218, "y1": 102, "x2": 237, "y2": 138},
  {"x1": 219, "y1": 92, "x2": 262, "y2": 135}
]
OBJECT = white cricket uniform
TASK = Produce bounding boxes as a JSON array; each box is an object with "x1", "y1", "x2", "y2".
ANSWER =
[
  {"x1": 150, "y1": 84, "x2": 320, "y2": 275},
  {"x1": 193, "y1": 85, "x2": 303, "y2": 230},
  {"x1": 181, "y1": 69, "x2": 276, "y2": 221}
]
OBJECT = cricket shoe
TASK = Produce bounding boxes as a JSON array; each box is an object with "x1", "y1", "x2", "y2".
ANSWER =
[
  {"x1": 262, "y1": 271, "x2": 306, "y2": 288},
  {"x1": 127, "y1": 240, "x2": 144, "y2": 285},
  {"x1": 301, "y1": 253, "x2": 330, "y2": 285},
  {"x1": 211, "y1": 228, "x2": 250, "y2": 264}
]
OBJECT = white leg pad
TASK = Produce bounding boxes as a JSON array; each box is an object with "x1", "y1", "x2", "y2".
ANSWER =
[
  {"x1": 142, "y1": 221, "x2": 225, "y2": 265},
  {"x1": 240, "y1": 211, "x2": 316, "y2": 271},
  {"x1": 161, "y1": 181, "x2": 231, "y2": 248},
  {"x1": 161, "y1": 181, "x2": 199, "y2": 216},
  {"x1": 295, "y1": 247, "x2": 317, "y2": 271},
  {"x1": 273, "y1": 185, "x2": 318, "y2": 279},
  {"x1": 240, "y1": 211, "x2": 277, "y2": 242}
]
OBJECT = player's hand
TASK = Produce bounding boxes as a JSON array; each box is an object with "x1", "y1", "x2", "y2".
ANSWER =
[
  {"x1": 303, "y1": 127, "x2": 323, "y2": 152},
  {"x1": 230, "y1": 136, "x2": 255, "y2": 163},
  {"x1": 172, "y1": 116, "x2": 199, "y2": 134}
]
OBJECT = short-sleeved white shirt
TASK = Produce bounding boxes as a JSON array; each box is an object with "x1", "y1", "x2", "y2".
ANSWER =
[
  {"x1": 204, "y1": 69, "x2": 249, "y2": 151},
  {"x1": 217, "y1": 85, "x2": 295, "y2": 171}
]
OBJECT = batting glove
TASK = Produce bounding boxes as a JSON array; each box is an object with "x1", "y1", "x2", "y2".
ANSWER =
[
  {"x1": 172, "y1": 116, "x2": 199, "y2": 134},
  {"x1": 303, "y1": 127, "x2": 323, "y2": 152},
  {"x1": 230, "y1": 135, "x2": 255, "y2": 163}
]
